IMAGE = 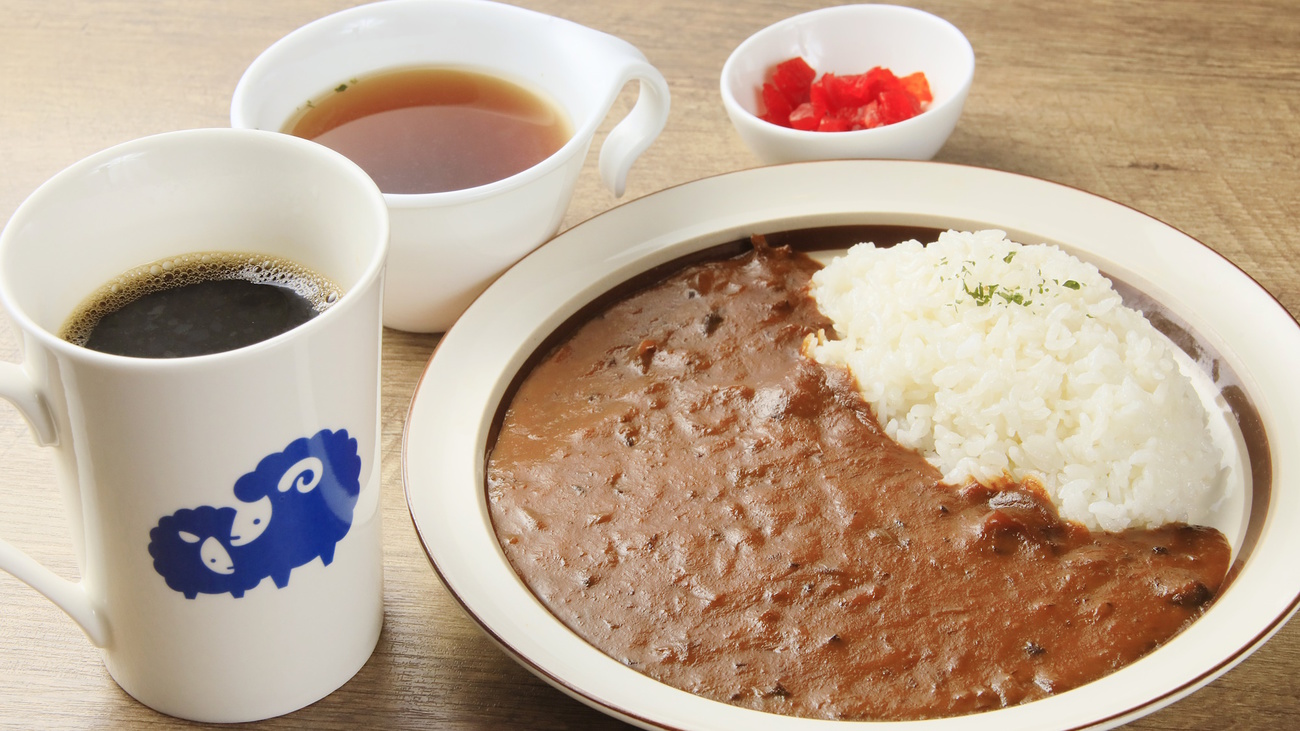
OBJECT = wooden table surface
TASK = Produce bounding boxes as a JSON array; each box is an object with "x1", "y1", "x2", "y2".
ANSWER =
[{"x1": 0, "y1": 0, "x2": 1296, "y2": 728}]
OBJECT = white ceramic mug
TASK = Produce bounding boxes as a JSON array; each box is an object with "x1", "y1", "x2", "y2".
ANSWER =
[
  {"x1": 231, "y1": 0, "x2": 672, "y2": 333},
  {"x1": 0, "y1": 129, "x2": 389, "y2": 722}
]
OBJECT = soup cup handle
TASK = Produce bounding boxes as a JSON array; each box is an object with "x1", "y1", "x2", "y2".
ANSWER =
[
  {"x1": 0, "y1": 362, "x2": 110, "y2": 647},
  {"x1": 597, "y1": 61, "x2": 671, "y2": 198}
]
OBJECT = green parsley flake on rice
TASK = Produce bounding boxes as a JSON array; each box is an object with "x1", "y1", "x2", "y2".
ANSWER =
[{"x1": 805, "y1": 229, "x2": 1223, "y2": 532}]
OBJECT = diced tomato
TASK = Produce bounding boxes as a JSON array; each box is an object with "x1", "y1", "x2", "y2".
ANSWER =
[
  {"x1": 817, "y1": 115, "x2": 852, "y2": 132},
  {"x1": 760, "y1": 82, "x2": 793, "y2": 127},
  {"x1": 787, "y1": 102, "x2": 824, "y2": 131},
  {"x1": 878, "y1": 88, "x2": 922, "y2": 125},
  {"x1": 848, "y1": 100, "x2": 882, "y2": 130},
  {"x1": 844, "y1": 73, "x2": 880, "y2": 108},
  {"x1": 770, "y1": 57, "x2": 816, "y2": 108},
  {"x1": 821, "y1": 73, "x2": 873, "y2": 108},
  {"x1": 755, "y1": 56, "x2": 931, "y2": 133},
  {"x1": 863, "y1": 66, "x2": 902, "y2": 100},
  {"x1": 807, "y1": 76, "x2": 831, "y2": 112},
  {"x1": 900, "y1": 71, "x2": 933, "y2": 104}
]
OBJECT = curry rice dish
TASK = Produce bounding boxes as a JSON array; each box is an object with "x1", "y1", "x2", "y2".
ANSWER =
[{"x1": 486, "y1": 237, "x2": 1230, "y2": 721}]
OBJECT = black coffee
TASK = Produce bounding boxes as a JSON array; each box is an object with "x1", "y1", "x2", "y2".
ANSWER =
[{"x1": 60, "y1": 252, "x2": 342, "y2": 358}]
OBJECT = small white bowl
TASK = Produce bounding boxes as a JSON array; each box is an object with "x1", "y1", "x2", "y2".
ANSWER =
[{"x1": 721, "y1": 4, "x2": 974, "y2": 164}]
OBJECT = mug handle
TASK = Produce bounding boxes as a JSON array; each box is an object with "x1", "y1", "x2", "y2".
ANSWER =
[
  {"x1": 0, "y1": 361, "x2": 110, "y2": 647},
  {"x1": 597, "y1": 60, "x2": 671, "y2": 198}
]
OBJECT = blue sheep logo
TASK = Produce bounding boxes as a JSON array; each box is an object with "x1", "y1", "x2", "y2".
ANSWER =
[{"x1": 148, "y1": 429, "x2": 362, "y2": 599}]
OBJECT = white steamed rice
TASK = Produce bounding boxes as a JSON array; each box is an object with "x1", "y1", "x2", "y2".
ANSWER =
[{"x1": 805, "y1": 229, "x2": 1223, "y2": 532}]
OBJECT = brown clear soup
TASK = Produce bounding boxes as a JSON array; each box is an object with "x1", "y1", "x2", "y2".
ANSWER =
[{"x1": 285, "y1": 66, "x2": 572, "y2": 194}]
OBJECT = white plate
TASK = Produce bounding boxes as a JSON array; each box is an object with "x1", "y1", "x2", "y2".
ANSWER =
[{"x1": 403, "y1": 160, "x2": 1300, "y2": 730}]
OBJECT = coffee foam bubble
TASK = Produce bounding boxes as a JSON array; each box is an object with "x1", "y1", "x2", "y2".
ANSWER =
[{"x1": 60, "y1": 251, "x2": 343, "y2": 346}]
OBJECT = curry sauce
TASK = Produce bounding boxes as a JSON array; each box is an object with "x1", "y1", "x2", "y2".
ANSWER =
[{"x1": 486, "y1": 242, "x2": 1230, "y2": 720}]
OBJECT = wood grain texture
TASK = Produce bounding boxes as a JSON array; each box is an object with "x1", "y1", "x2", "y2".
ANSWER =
[{"x1": 0, "y1": 0, "x2": 1296, "y2": 728}]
